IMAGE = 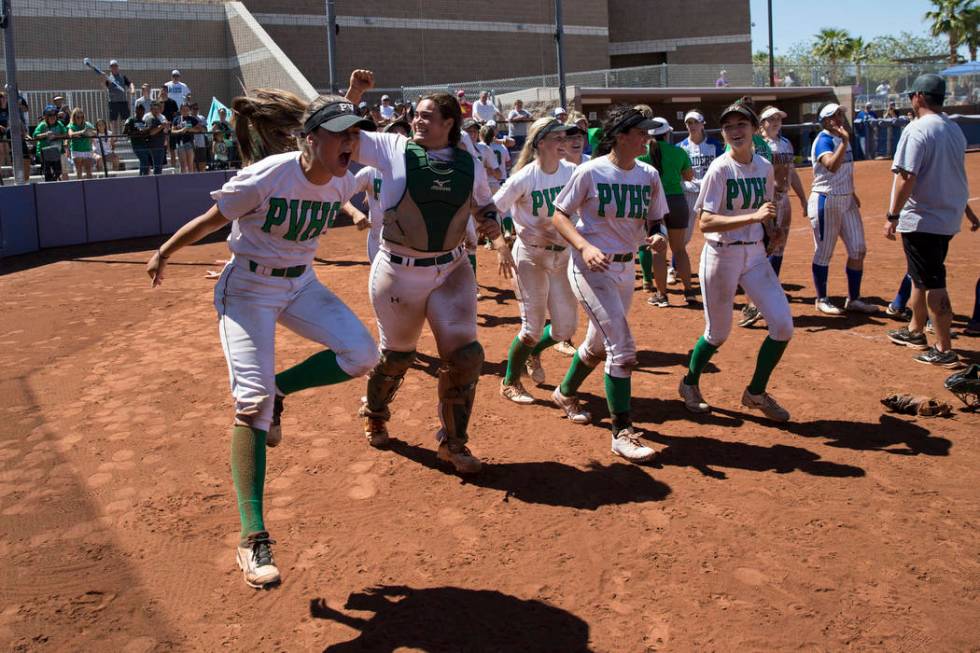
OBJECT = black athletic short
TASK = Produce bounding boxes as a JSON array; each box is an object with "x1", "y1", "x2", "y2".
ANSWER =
[
  {"x1": 662, "y1": 193, "x2": 690, "y2": 230},
  {"x1": 108, "y1": 101, "x2": 131, "y2": 121},
  {"x1": 901, "y1": 231, "x2": 953, "y2": 290}
]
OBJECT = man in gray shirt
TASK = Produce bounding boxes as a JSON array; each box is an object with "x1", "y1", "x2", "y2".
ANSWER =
[
  {"x1": 885, "y1": 73, "x2": 970, "y2": 368},
  {"x1": 105, "y1": 60, "x2": 134, "y2": 136}
]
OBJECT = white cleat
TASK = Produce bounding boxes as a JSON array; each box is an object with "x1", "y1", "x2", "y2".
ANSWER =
[
  {"x1": 678, "y1": 379, "x2": 710, "y2": 413},
  {"x1": 815, "y1": 297, "x2": 844, "y2": 315},
  {"x1": 667, "y1": 267, "x2": 678, "y2": 285},
  {"x1": 741, "y1": 388, "x2": 791, "y2": 422},
  {"x1": 525, "y1": 354, "x2": 546, "y2": 385},
  {"x1": 611, "y1": 427, "x2": 656, "y2": 463},
  {"x1": 554, "y1": 340, "x2": 577, "y2": 356},
  {"x1": 845, "y1": 297, "x2": 879, "y2": 314},
  {"x1": 500, "y1": 380, "x2": 534, "y2": 404},
  {"x1": 552, "y1": 387, "x2": 591, "y2": 424},
  {"x1": 236, "y1": 533, "x2": 281, "y2": 589}
]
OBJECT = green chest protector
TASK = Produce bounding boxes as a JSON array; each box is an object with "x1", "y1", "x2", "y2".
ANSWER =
[{"x1": 383, "y1": 141, "x2": 475, "y2": 252}]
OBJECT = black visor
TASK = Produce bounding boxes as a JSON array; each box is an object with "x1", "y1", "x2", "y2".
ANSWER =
[
  {"x1": 303, "y1": 101, "x2": 376, "y2": 134},
  {"x1": 532, "y1": 122, "x2": 582, "y2": 147},
  {"x1": 609, "y1": 109, "x2": 660, "y2": 136}
]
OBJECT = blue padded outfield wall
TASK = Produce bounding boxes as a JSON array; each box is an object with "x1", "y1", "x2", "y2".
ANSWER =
[{"x1": 0, "y1": 171, "x2": 233, "y2": 258}]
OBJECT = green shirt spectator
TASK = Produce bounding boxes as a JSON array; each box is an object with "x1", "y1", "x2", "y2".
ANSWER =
[
  {"x1": 639, "y1": 140, "x2": 693, "y2": 196},
  {"x1": 68, "y1": 120, "x2": 95, "y2": 152},
  {"x1": 32, "y1": 119, "x2": 67, "y2": 158}
]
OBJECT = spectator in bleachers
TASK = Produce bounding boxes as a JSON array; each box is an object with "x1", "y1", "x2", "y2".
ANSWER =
[
  {"x1": 14, "y1": 95, "x2": 32, "y2": 181},
  {"x1": 211, "y1": 126, "x2": 229, "y2": 170},
  {"x1": 191, "y1": 102, "x2": 209, "y2": 172},
  {"x1": 33, "y1": 105, "x2": 67, "y2": 182},
  {"x1": 212, "y1": 108, "x2": 237, "y2": 166},
  {"x1": 93, "y1": 119, "x2": 119, "y2": 172},
  {"x1": 165, "y1": 70, "x2": 190, "y2": 107},
  {"x1": 855, "y1": 101, "x2": 878, "y2": 160},
  {"x1": 67, "y1": 108, "x2": 97, "y2": 180},
  {"x1": 715, "y1": 70, "x2": 729, "y2": 87},
  {"x1": 105, "y1": 60, "x2": 134, "y2": 137},
  {"x1": 553, "y1": 106, "x2": 568, "y2": 123},
  {"x1": 382, "y1": 119, "x2": 411, "y2": 137},
  {"x1": 378, "y1": 95, "x2": 396, "y2": 123},
  {"x1": 885, "y1": 102, "x2": 899, "y2": 119},
  {"x1": 0, "y1": 92, "x2": 9, "y2": 180},
  {"x1": 472, "y1": 91, "x2": 500, "y2": 124},
  {"x1": 507, "y1": 98, "x2": 532, "y2": 150},
  {"x1": 144, "y1": 101, "x2": 168, "y2": 175},
  {"x1": 875, "y1": 81, "x2": 891, "y2": 96},
  {"x1": 157, "y1": 86, "x2": 179, "y2": 169},
  {"x1": 124, "y1": 104, "x2": 151, "y2": 175},
  {"x1": 134, "y1": 83, "x2": 153, "y2": 115},
  {"x1": 457, "y1": 90, "x2": 473, "y2": 119},
  {"x1": 172, "y1": 103, "x2": 197, "y2": 174},
  {"x1": 566, "y1": 110, "x2": 591, "y2": 155}
]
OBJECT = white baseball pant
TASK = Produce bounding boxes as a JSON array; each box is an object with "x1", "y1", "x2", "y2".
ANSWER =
[
  {"x1": 512, "y1": 239, "x2": 578, "y2": 344},
  {"x1": 568, "y1": 254, "x2": 637, "y2": 378},
  {"x1": 214, "y1": 260, "x2": 379, "y2": 432},
  {"x1": 807, "y1": 192, "x2": 866, "y2": 266},
  {"x1": 700, "y1": 241, "x2": 794, "y2": 346},
  {"x1": 369, "y1": 247, "x2": 477, "y2": 356}
]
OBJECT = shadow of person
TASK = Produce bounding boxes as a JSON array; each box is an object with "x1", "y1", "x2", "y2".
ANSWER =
[
  {"x1": 312, "y1": 257, "x2": 372, "y2": 267},
  {"x1": 312, "y1": 585, "x2": 593, "y2": 652},
  {"x1": 478, "y1": 312, "x2": 523, "y2": 328},
  {"x1": 635, "y1": 350, "x2": 719, "y2": 376},
  {"x1": 644, "y1": 432, "x2": 865, "y2": 480},
  {"x1": 386, "y1": 440, "x2": 671, "y2": 508},
  {"x1": 712, "y1": 410, "x2": 951, "y2": 457},
  {"x1": 792, "y1": 311, "x2": 887, "y2": 332},
  {"x1": 476, "y1": 284, "x2": 516, "y2": 305}
]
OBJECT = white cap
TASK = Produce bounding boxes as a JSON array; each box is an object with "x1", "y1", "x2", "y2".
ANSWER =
[
  {"x1": 486, "y1": 120, "x2": 497, "y2": 128},
  {"x1": 109, "y1": 59, "x2": 119, "y2": 66},
  {"x1": 683, "y1": 110, "x2": 704, "y2": 123},
  {"x1": 381, "y1": 94, "x2": 390, "y2": 100},
  {"x1": 648, "y1": 117, "x2": 672, "y2": 136},
  {"x1": 759, "y1": 106, "x2": 787, "y2": 121},
  {"x1": 171, "y1": 69, "x2": 181, "y2": 76},
  {"x1": 818, "y1": 103, "x2": 841, "y2": 120},
  {"x1": 554, "y1": 107, "x2": 567, "y2": 117}
]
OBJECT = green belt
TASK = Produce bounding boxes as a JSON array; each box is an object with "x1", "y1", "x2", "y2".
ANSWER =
[
  {"x1": 249, "y1": 260, "x2": 306, "y2": 278},
  {"x1": 611, "y1": 253, "x2": 633, "y2": 262}
]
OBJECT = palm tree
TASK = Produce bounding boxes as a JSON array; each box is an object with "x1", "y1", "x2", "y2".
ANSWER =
[
  {"x1": 964, "y1": 6, "x2": 980, "y2": 61},
  {"x1": 848, "y1": 36, "x2": 873, "y2": 93},
  {"x1": 812, "y1": 28, "x2": 853, "y2": 84},
  {"x1": 925, "y1": 0, "x2": 974, "y2": 64}
]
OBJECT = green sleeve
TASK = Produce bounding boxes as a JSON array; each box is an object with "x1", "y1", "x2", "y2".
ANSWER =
[{"x1": 680, "y1": 146, "x2": 692, "y2": 171}]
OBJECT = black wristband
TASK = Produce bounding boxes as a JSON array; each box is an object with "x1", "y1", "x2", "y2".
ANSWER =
[{"x1": 886, "y1": 213, "x2": 899, "y2": 222}]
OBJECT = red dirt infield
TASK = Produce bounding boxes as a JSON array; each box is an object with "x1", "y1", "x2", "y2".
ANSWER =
[{"x1": 1, "y1": 155, "x2": 978, "y2": 652}]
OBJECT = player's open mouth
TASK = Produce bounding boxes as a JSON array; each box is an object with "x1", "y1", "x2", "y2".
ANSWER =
[{"x1": 338, "y1": 152, "x2": 351, "y2": 166}]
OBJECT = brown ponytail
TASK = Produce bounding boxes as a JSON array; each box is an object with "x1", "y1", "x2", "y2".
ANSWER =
[{"x1": 231, "y1": 88, "x2": 307, "y2": 165}]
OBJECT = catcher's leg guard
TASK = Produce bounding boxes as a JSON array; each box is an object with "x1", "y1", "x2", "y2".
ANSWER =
[
  {"x1": 437, "y1": 341, "x2": 484, "y2": 447},
  {"x1": 360, "y1": 349, "x2": 417, "y2": 420}
]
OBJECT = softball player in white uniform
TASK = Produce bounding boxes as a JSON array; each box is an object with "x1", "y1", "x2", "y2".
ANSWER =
[
  {"x1": 346, "y1": 71, "x2": 502, "y2": 474},
  {"x1": 353, "y1": 165, "x2": 384, "y2": 261},
  {"x1": 809, "y1": 103, "x2": 877, "y2": 315},
  {"x1": 551, "y1": 105, "x2": 669, "y2": 463},
  {"x1": 494, "y1": 117, "x2": 581, "y2": 403},
  {"x1": 145, "y1": 92, "x2": 379, "y2": 589},
  {"x1": 678, "y1": 103, "x2": 794, "y2": 422},
  {"x1": 677, "y1": 110, "x2": 722, "y2": 245}
]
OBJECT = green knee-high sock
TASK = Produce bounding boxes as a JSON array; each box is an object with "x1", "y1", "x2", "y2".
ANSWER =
[
  {"x1": 637, "y1": 248, "x2": 653, "y2": 284},
  {"x1": 684, "y1": 336, "x2": 719, "y2": 386},
  {"x1": 559, "y1": 352, "x2": 597, "y2": 396},
  {"x1": 231, "y1": 425, "x2": 267, "y2": 540},
  {"x1": 531, "y1": 323, "x2": 559, "y2": 355},
  {"x1": 604, "y1": 374, "x2": 631, "y2": 415},
  {"x1": 504, "y1": 335, "x2": 535, "y2": 385},
  {"x1": 747, "y1": 337, "x2": 790, "y2": 395},
  {"x1": 275, "y1": 350, "x2": 352, "y2": 396},
  {"x1": 469, "y1": 254, "x2": 477, "y2": 275}
]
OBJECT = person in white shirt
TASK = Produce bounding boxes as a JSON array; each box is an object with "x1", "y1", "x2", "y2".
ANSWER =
[
  {"x1": 378, "y1": 95, "x2": 395, "y2": 123},
  {"x1": 164, "y1": 70, "x2": 190, "y2": 108},
  {"x1": 550, "y1": 105, "x2": 669, "y2": 463},
  {"x1": 145, "y1": 89, "x2": 379, "y2": 590},
  {"x1": 134, "y1": 84, "x2": 154, "y2": 115},
  {"x1": 472, "y1": 90, "x2": 500, "y2": 124}
]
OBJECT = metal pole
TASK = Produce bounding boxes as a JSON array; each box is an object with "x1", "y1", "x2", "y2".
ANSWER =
[
  {"x1": 2, "y1": 0, "x2": 27, "y2": 184},
  {"x1": 767, "y1": 0, "x2": 775, "y2": 87},
  {"x1": 325, "y1": 0, "x2": 338, "y2": 93},
  {"x1": 554, "y1": 0, "x2": 567, "y2": 109}
]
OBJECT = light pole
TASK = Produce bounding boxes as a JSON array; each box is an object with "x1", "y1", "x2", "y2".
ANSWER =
[
  {"x1": 554, "y1": 0, "x2": 567, "y2": 109},
  {"x1": 1, "y1": 0, "x2": 27, "y2": 184},
  {"x1": 768, "y1": 0, "x2": 775, "y2": 87},
  {"x1": 325, "y1": 0, "x2": 338, "y2": 93}
]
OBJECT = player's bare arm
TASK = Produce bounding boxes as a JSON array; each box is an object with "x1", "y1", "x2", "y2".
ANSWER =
[
  {"x1": 341, "y1": 201, "x2": 370, "y2": 231},
  {"x1": 791, "y1": 167, "x2": 807, "y2": 218},
  {"x1": 552, "y1": 207, "x2": 609, "y2": 271},
  {"x1": 146, "y1": 205, "x2": 229, "y2": 286},
  {"x1": 344, "y1": 69, "x2": 374, "y2": 104},
  {"x1": 475, "y1": 203, "x2": 503, "y2": 240},
  {"x1": 700, "y1": 202, "x2": 774, "y2": 233},
  {"x1": 885, "y1": 169, "x2": 917, "y2": 239}
]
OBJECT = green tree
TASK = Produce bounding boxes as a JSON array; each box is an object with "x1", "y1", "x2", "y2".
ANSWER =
[
  {"x1": 812, "y1": 28, "x2": 854, "y2": 84},
  {"x1": 849, "y1": 36, "x2": 874, "y2": 92},
  {"x1": 925, "y1": 0, "x2": 974, "y2": 64},
  {"x1": 964, "y1": 7, "x2": 980, "y2": 61}
]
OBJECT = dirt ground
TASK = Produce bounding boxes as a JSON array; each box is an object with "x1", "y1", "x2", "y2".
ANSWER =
[{"x1": 1, "y1": 156, "x2": 978, "y2": 653}]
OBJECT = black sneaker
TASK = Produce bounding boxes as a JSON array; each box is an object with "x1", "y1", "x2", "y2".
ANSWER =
[
  {"x1": 914, "y1": 347, "x2": 962, "y2": 369},
  {"x1": 268, "y1": 394, "x2": 284, "y2": 447},
  {"x1": 738, "y1": 305, "x2": 762, "y2": 327},
  {"x1": 887, "y1": 327, "x2": 928, "y2": 350}
]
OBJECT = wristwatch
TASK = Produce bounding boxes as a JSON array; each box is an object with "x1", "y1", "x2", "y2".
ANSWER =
[{"x1": 886, "y1": 213, "x2": 900, "y2": 222}]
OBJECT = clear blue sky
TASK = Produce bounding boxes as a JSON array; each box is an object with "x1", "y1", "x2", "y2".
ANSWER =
[{"x1": 748, "y1": 0, "x2": 961, "y2": 55}]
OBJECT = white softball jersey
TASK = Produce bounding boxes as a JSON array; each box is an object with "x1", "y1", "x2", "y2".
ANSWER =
[
  {"x1": 697, "y1": 153, "x2": 774, "y2": 244},
  {"x1": 554, "y1": 155, "x2": 668, "y2": 254},
  {"x1": 492, "y1": 159, "x2": 576, "y2": 247},
  {"x1": 354, "y1": 165, "x2": 384, "y2": 260},
  {"x1": 212, "y1": 151, "x2": 358, "y2": 269},
  {"x1": 475, "y1": 142, "x2": 500, "y2": 191},
  {"x1": 490, "y1": 142, "x2": 510, "y2": 181},
  {"x1": 677, "y1": 137, "x2": 722, "y2": 181},
  {"x1": 810, "y1": 130, "x2": 854, "y2": 195},
  {"x1": 355, "y1": 132, "x2": 493, "y2": 255}
]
